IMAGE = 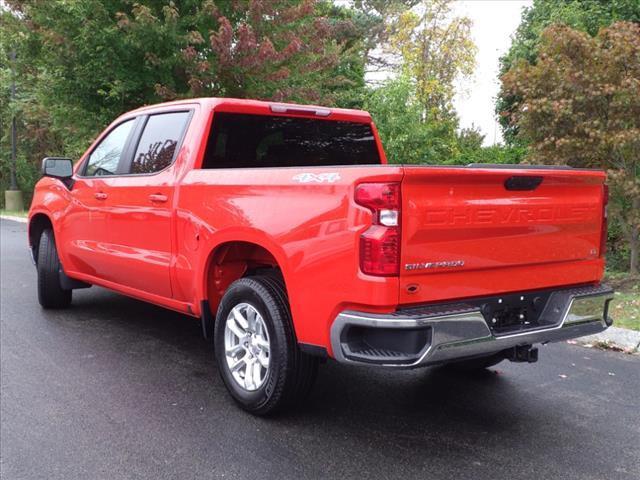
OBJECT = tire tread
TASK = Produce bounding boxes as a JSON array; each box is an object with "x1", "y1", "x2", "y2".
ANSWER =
[
  {"x1": 37, "y1": 229, "x2": 72, "y2": 309},
  {"x1": 214, "y1": 273, "x2": 318, "y2": 415}
]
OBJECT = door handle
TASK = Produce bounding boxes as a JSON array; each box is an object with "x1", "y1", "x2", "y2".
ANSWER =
[
  {"x1": 94, "y1": 192, "x2": 108, "y2": 200},
  {"x1": 149, "y1": 193, "x2": 168, "y2": 203}
]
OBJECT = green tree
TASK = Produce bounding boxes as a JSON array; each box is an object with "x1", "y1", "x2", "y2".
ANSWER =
[
  {"x1": 449, "y1": 125, "x2": 526, "y2": 165},
  {"x1": 345, "y1": 0, "x2": 420, "y2": 75},
  {"x1": 2, "y1": 1, "x2": 216, "y2": 160},
  {"x1": 456, "y1": 125, "x2": 485, "y2": 151},
  {"x1": 501, "y1": 22, "x2": 640, "y2": 274},
  {"x1": 364, "y1": 76, "x2": 458, "y2": 164},
  {"x1": 362, "y1": 0, "x2": 478, "y2": 166},
  {"x1": 389, "y1": 0, "x2": 476, "y2": 121},
  {"x1": 0, "y1": 0, "x2": 368, "y2": 201},
  {"x1": 1, "y1": 13, "x2": 66, "y2": 204}
]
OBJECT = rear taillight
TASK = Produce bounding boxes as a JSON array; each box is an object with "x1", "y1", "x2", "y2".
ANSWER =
[
  {"x1": 355, "y1": 182, "x2": 401, "y2": 276},
  {"x1": 600, "y1": 183, "x2": 608, "y2": 257}
]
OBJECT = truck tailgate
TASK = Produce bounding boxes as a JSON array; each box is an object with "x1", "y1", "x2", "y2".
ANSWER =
[{"x1": 399, "y1": 166, "x2": 606, "y2": 305}]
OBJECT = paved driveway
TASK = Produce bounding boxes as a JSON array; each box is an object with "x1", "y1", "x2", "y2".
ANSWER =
[{"x1": 1, "y1": 218, "x2": 639, "y2": 479}]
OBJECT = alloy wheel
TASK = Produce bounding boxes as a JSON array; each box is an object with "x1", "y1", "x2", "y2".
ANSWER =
[{"x1": 224, "y1": 302, "x2": 271, "y2": 391}]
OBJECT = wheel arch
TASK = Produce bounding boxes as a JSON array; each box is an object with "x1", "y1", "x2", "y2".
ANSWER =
[
  {"x1": 28, "y1": 212, "x2": 54, "y2": 264},
  {"x1": 200, "y1": 238, "x2": 291, "y2": 316}
]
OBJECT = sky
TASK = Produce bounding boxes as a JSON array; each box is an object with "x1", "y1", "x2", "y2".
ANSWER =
[
  {"x1": 361, "y1": 0, "x2": 533, "y2": 146},
  {"x1": 451, "y1": 0, "x2": 532, "y2": 145}
]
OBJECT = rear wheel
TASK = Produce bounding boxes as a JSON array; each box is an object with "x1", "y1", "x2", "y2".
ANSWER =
[
  {"x1": 444, "y1": 352, "x2": 505, "y2": 372},
  {"x1": 37, "y1": 229, "x2": 72, "y2": 309},
  {"x1": 214, "y1": 275, "x2": 318, "y2": 415}
]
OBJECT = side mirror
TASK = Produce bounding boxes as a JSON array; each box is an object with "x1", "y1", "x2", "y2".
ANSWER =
[{"x1": 42, "y1": 157, "x2": 73, "y2": 179}]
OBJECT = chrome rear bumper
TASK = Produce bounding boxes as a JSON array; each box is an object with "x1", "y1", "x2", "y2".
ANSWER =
[{"x1": 330, "y1": 284, "x2": 614, "y2": 367}]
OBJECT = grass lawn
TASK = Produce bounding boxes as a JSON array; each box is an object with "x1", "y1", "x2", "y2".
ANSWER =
[
  {"x1": 0, "y1": 209, "x2": 28, "y2": 218},
  {"x1": 610, "y1": 291, "x2": 640, "y2": 331},
  {"x1": 605, "y1": 272, "x2": 640, "y2": 331}
]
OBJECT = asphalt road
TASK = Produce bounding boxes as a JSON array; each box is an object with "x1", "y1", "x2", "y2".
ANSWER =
[{"x1": 1, "y1": 218, "x2": 639, "y2": 480}]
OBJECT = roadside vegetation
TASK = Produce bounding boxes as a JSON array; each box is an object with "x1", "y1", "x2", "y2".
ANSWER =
[
  {"x1": 0, "y1": 209, "x2": 27, "y2": 218},
  {"x1": 612, "y1": 293, "x2": 640, "y2": 332},
  {"x1": 605, "y1": 272, "x2": 640, "y2": 331}
]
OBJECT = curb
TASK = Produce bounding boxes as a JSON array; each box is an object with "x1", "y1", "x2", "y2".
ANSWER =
[
  {"x1": 0, "y1": 214, "x2": 28, "y2": 224},
  {"x1": 572, "y1": 326, "x2": 640, "y2": 355}
]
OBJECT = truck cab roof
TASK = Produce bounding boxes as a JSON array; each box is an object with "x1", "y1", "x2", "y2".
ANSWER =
[{"x1": 127, "y1": 97, "x2": 373, "y2": 123}]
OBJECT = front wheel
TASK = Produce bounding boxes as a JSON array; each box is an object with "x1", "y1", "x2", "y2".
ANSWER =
[
  {"x1": 36, "y1": 229, "x2": 72, "y2": 309},
  {"x1": 214, "y1": 275, "x2": 318, "y2": 415}
]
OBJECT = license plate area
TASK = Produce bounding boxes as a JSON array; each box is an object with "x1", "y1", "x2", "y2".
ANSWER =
[{"x1": 475, "y1": 291, "x2": 555, "y2": 335}]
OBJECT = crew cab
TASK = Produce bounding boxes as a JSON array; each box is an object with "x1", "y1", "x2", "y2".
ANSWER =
[{"x1": 29, "y1": 98, "x2": 613, "y2": 415}]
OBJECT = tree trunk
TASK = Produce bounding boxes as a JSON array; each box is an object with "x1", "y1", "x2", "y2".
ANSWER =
[
  {"x1": 630, "y1": 225, "x2": 639, "y2": 276},
  {"x1": 630, "y1": 196, "x2": 640, "y2": 275}
]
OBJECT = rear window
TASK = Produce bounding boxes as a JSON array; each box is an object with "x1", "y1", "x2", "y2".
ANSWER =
[
  {"x1": 130, "y1": 112, "x2": 190, "y2": 174},
  {"x1": 201, "y1": 112, "x2": 381, "y2": 169}
]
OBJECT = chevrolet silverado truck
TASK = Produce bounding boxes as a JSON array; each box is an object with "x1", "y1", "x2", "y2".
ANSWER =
[{"x1": 29, "y1": 98, "x2": 613, "y2": 415}]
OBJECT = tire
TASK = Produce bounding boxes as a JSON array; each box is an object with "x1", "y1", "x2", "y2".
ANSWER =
[
  {"x1": 444, "y1": 352, "x2": 505, "y2": 372},
  {"x1": 214, "y1": 275, "x2": 318, "y2": 415},
  {"x1": 37, "y1": 229, "x2": 72, "y2": 309}
]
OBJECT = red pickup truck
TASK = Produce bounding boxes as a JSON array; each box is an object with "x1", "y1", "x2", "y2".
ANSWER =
[{"x1": 29, "y1": 98, "x2": 613, "y2": 414}]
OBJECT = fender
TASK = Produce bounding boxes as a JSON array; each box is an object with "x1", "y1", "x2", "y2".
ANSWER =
[
  {"x1": 195, "y1": 227, "x2": 292, "y2": 311},
  {"x1": 28, "y1": 179, "x2": 70, "y2": 265}
]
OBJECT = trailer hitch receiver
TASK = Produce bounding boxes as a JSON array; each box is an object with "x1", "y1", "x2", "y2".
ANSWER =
[{"x1": 506, "y1": 345, "x2": 539, "y2": 363}]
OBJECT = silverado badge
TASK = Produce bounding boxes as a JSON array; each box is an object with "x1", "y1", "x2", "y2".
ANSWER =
[{"x1": 404, "y1": 260, "x2": 465, "y2": 270}]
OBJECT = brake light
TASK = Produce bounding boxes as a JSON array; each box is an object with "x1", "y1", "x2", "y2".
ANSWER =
[
  {"x1": 270, "y1": 104, "x2": 331, "y2": 117},
  {"x1": 355, "y1": 183, "x2": 400, "y2": 276},
  {"x1": 600, "y1": 183, "x2": 608, "y2": 257}
]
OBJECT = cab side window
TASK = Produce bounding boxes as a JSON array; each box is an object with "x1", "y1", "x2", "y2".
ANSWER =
[
  {"x1": 130, "y1": 112, "x2": 190, "y2": 174},
  {"x1": 84, "y1": 120, "x2": 135, "y2": 176}
]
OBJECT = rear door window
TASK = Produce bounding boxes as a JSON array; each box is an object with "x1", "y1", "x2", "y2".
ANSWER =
[
  {"x1": 129, "y1": 112, "x2": 191, "y2": 174},
  {"x1": 202, "y1": 113, "x2": 381, "y2": 168}
]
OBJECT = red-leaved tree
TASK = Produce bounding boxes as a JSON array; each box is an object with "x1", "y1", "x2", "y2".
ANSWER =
[
  {"x1": 501, "y1": 22, "x2": 640, "y2": 274},
  {"x1": 158, "y1": 0, "x2": 351, "y2": 104}
]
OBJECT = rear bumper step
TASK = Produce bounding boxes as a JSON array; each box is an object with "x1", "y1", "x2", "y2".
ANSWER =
[{"x1": 330, "y1": 284, "x2": 614, "y2": 367}]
